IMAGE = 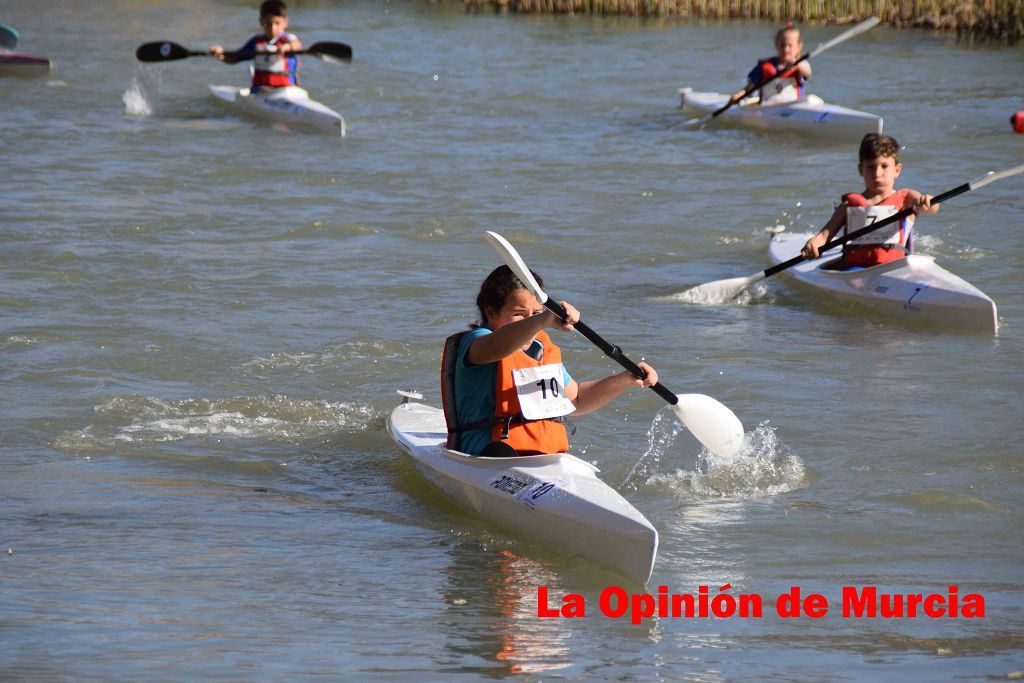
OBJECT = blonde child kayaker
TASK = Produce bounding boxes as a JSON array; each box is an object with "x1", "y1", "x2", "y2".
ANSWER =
[
  {"x1": 729, "y1": 23, "x2": 811, "y2": 107},
  {"x1": 801, "y1": 133, "x2": 939, "y2": 268},
  {"x1": 209, "y1": 0, "x2": 302, "y2": 92},
  {"x1": 441, "y1": 265, "x2": 659, "y2": 457}
]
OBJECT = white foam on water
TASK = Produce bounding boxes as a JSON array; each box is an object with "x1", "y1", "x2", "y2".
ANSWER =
[
  {"x1": 122, "y1": 68, "x2": 161, "y2": 117},
  {"x1": 55, "y1": 394, "x2": 378, "y2": 451},
  {"x1": 651, "y1": 280, "x2": 771, "y2": 306},
  {"x1": 241, "y1": 341, "x2": 408, "y2": 374},
  {"x1": 625, "y1": 410, "x2": 807, "y2": 498}
]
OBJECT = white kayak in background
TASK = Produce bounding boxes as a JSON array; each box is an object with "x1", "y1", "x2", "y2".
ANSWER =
[
  {"x1": 388, "y1": 394, "x2": 658, "y2": 583},
  {"x1": 208, "y1": 85, "x2": 345, "y2": 136},
  {"x1": 680, "y1": 87, "x2": 882, "y2": 140},
  {"x1": 0, "y1": 50, "x2": 51, "y2": 78},
  {"x1": 768, "y1": 230, "x2": 998, "y2": 333}
]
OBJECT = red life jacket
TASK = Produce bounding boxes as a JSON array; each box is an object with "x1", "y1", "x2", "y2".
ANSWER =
[
  {"x1": 755, "y1": 58, "x2": 805, "y2": 103},
  {"x1": 842, "y1": 189, "x2": 914, "y2": 267},
  {"x1": 252, "y1": 34, "x2": 299, "y2": 88}
]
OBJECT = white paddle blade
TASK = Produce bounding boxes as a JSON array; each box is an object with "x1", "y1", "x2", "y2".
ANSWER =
[
  {"x1": 484, "y1": 231, "x2": 549, "y2": 304},
  {"x1": 969, "y1": 163, "x2": 1024, "y2": 190},
  {"x1": 672, "y1": 393, "x2": 745, "y2": 458},
  {"x1": 684, "y1": 272, "x2": 766, "y2": 304},
  {"x1": 809, "y1": 17, "x2": 880, "y2": 58}
]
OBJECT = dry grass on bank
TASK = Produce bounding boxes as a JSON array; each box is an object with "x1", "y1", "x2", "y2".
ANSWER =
[{"x1": 456, "y1": 0, "x2": 1023, "y2": 42}]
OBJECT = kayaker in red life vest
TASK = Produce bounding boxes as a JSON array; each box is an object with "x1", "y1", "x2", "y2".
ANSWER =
[
  {"x1": 728, "y1": 23, "x2": 812, "y2": 107},
  {"x1": 209, "y1": 0, "x2": 302, "y2": 92},
  {"x1": 801, "y1": 133, "x2": 939, "y2": 269},
  {"x1": 441, "y1": 265, "x2": 659, "y2": 457}
]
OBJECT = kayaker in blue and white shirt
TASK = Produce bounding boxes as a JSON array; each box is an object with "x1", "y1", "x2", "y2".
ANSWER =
[{"x1": 209, "y1": 0, "x2": 302, "y2": 92}]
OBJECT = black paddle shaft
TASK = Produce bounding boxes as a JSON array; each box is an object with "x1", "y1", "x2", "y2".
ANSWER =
[
  {"x1": 711, "y1": 52, "x2": 810, "y2": 118},
  {"x1": 763, "y1": 181, "x2": 972, "y2": 279},
  {"x1": 542, "y1": 299, "x2": 679, "y2": 406},
  {"x1": 136, "y1": 41, "x2": 352, "y2": 63}
]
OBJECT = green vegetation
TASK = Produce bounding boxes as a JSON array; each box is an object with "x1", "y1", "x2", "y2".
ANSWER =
[{"x1": 459, "y1": 0, "x2": 1023, "y2": 42}]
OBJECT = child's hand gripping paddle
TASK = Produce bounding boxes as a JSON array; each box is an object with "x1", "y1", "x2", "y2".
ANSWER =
[{"x1": 484, "y1": 231, "x2": 745, "y2": 458}]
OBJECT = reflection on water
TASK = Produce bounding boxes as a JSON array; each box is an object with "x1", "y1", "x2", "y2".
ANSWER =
[{"x1": 440, "y1": 544, "x2": 574, "y2": 675}]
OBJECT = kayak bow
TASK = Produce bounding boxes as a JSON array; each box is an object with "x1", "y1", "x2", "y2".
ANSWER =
[
  {"x1": 681, "y1": 88, "x2": 882, "y2": 140},
  {"x1": 768, "y1": 230, "x2": 998, "y2": 333},
  {"x1": 208, "y1": 85, "x2": 345, "y2": 136},
  {"x1": 388, "y1": 394, "x2": 659, "y2": 583}
]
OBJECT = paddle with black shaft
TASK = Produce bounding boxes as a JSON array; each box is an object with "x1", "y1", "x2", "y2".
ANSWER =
[
  {"x1": 688, "y1": 163, "x2": 1024, "y2": 303},
  {"x1": 135, "y1": 40, "x2": 352, "y2": 64},
  {"x1": 484, "y1": 231, "x2": 745, "y2": 458},
  {"x1": 0, "y1": 24, "x2": 18, "y2": 50},
  {"x1": 684, "y1": 17, "x2": 879, "y2": 127}
]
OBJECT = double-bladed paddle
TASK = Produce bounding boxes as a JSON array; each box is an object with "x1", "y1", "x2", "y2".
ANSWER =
[
  {"x1": 484, "y1": 231, "x2": 745, "y2": 458},
  {"x1": 688, "y1": 163, "x2": 1024, "y2": 303},
  {"x1": 0, "y1": 24, "x2": 18, "y2": 50},
  {"x1": 685, "y1": 17, "x2": 880, "y2": 127},
  {"x1": 135, "y1": 40, "x2": 352, "y2": 64}
]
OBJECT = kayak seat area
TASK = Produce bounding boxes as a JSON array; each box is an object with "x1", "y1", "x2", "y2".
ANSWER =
[{"x1": 479, "y1": 441, "x2": 521, "y2": 458}]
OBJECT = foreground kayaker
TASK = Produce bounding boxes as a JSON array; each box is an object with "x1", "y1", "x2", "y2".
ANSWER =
[
  {"x1": 209, "y1": 0, "x2": 301, "y2": 92},
  {"x1": 801, "y1": 133, "x2": 939, "y2": 269},
  {"x1": 729, "y1": 23, "x2": 812, "y2": 107},
  {"x1": 442, "y1": 265, "x2": 659, "y2": 457}
]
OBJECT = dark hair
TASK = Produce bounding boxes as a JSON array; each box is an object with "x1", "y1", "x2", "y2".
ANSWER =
[
  {"x1": 260, "y1": 0, "x2": 287, "y2": 19},
  {"x1": 475, "y1": 265, "x2": 544, "y2": 327},
  {"x1": 858, "y1": 133, "x2": 900, "y2": 164}
]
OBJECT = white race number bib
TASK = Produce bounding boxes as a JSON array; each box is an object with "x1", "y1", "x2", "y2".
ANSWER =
[
  {"x1": 511, "y1": 363, "x2": 576, "y2": 420},
  {"x1": 846, "y1": 205, "x2": 908, "y2": 245}
]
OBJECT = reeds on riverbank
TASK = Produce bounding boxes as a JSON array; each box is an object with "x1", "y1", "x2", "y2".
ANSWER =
[{"x1": 458, "y1": 0, "x2": 1024, "y2": 42}]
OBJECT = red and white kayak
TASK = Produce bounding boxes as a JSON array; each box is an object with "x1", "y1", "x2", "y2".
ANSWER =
[
  {"x1": 680, "y1": 87, "x2": 882, "y2": 141},
  {"x1": 208, "y1": 84, "x2": 345, "y2": 136},
  {"x1": 768, "y1": 230, "x2": 998, "y2": 333},
  {"x1": 0, "y1": 50, "x2": 51, "y2": 78},
  {"x1": 388, "y1": 393, "x2": 658, "y2": 583}
]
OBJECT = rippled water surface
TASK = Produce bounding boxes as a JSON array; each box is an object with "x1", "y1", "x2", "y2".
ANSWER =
[{"x1": 2, "y1": 1, "x2": 1023, "y2": 679}]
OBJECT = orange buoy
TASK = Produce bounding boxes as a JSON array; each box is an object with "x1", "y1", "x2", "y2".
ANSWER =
[{"x1": 1012, "y1": 112, "x2": 1024, "y2": 134}]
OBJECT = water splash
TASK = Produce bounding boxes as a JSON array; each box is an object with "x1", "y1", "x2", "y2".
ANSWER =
[
  {"x1": 55, "y1": 394, "x2": 378, "y2": 452},
  {"x1": 651, "y1": 280, "x2": 771, "y2": 306},
  {"x1": 625, "y1": 409, "x2": 807, "y2": 498},
  {"x1": 122, "y1": 68, "x2": 161, "y2": 117}
]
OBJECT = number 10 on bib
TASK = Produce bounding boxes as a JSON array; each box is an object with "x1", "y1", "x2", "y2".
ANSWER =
[{"x1": 512, "y1": 364, "x2": 576, "y2": 421}]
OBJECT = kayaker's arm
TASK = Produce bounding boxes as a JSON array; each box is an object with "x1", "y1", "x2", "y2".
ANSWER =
[
  {"x1": 210, "y1": 37, "x2": 258, "y2": 64},
  {"x1": 209, "y1": 44, "x2": 250, "y2": 64},
  {"x1": 907, "y1": 191, "x2": 940, "y2": 214},
  {"x1": 466, "y1": 301, "x2": 579, "y2": 366},
  {"x1": 569, "y1": 362, "x2": 660, "y2": 416},
  {"x1": 781, "y1": 60, "x2": 811, "y2": 81},
  {"x1": 278, "y1": 35, "x2": 302, "y2": 54},
  {"x1": 801, "y1": 203, "x2": 847, "y2": 260}
]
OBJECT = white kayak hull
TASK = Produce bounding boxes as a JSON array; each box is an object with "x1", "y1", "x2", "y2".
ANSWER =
[
  {"x1": 680, "y1": 87, "x2": 882, "y2": 140},
  {"x1": 769, "y1": 231, "x2": 998, "y2": 333},
  {"x1": 209, "y1": 85, "x2": 345, "y2": 136},
  {"x1": 388, "y1": 399, "x2": 658, "y2": 583},
  {"x1": 0, "y1": 51, "x2": 51, "y2": 78}
]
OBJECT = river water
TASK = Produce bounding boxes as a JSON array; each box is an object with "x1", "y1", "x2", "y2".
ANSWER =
[{"x1": 3, "y1": 0, "x2": 1023, "y2": 679}]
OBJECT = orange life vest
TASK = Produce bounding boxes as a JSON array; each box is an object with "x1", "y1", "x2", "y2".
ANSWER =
[
  {"x1": 492, "y1": 330, "x2": 571, "y2": 455},
  {"x1": 441, "y1": 329, "x2": 570, "y2": 456}
]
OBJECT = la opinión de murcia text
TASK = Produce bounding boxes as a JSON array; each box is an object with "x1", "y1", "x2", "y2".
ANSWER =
[{"x1": 538, "y1": 584, "x2": 985, "y2": 624}]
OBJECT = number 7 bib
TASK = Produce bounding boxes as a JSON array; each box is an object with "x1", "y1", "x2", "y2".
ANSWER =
[{"x1": 511, "y1": 363, "x2": 576, "y2": 420}]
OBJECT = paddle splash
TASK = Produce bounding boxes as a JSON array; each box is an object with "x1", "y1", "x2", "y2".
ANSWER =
[{"x1": 624, "y1": 408, "x2": 806, "y2": 498}]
